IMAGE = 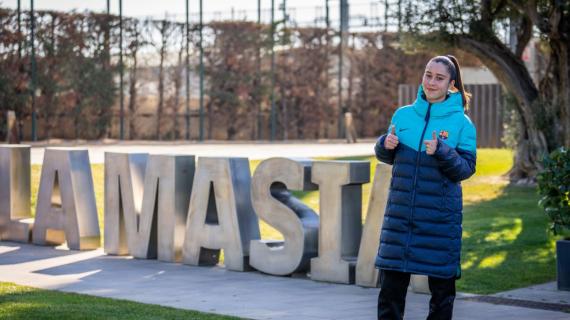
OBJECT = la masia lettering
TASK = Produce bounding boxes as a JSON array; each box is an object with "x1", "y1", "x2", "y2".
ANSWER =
[{"x1": 0, "y1": 145, "x2": 392, "y2": 288}]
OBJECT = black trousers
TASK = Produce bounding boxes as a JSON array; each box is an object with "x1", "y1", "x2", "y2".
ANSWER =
[{"x1": 377, "y1": 269, "x2": 456, "y2": 320}]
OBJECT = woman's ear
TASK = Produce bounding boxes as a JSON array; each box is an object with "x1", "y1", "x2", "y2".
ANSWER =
[{"x1": 448, "y1": 79, "x2": 457, "y2": 91}]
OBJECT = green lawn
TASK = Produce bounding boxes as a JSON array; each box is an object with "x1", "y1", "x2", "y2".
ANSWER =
[
  {"x1": 459, "y1": 150, "x2": 558, "y2": 294},
  {"x1": 0, "y1": 282, "x2": 241, "y2": 320},
  {"x1": 21, "y1": 148, "x2": 558, "y2": 298}
]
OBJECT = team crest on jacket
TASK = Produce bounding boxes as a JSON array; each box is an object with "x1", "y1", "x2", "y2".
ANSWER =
[{"x1": 439, "y1": 130, "x2": 449, "y2": 140}]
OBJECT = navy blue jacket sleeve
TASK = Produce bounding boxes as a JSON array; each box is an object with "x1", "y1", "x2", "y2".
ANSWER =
[
  {"x1": 374, "y1": 134, "x2": 396, "y2": 165},
  {"x1": 433, "y1": 138, "x2": 476, "y2": 182}
]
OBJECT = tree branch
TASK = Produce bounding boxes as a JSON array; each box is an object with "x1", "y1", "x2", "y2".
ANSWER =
[
  {"x1": 492, "y1": 0, "x2": 508, "y2": 17},
  {"x1": 454, "y1": 33, "x2": 549, "y2": 177},
  {"x1": 454, "y1": 34, "x2": 539, "y2": 125},
  {"x1": 480, "y1": 0, "x2": 493, "y2": 29},
  {"x1": 520, "y1": 0, "x2": 550, "y2": 34},
  {"x1": 516, "y1": 15, "x2": 533, "y2": 58}
]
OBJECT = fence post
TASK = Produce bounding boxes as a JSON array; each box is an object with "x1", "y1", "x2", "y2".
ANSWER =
[
  {"x1": 337, "y1": 0, "x2": 348, "y2": 139},
  {"x1": 256, "y1": 0, "x2": 262, "y2": 140},
  {"x1": 199, "y1": 0, "x2": 204, "y2": 141},
  {"x1": 30, "y1": 0, "x2": 37, "y2": 141},
  {"x1": 119, "y1": 0, "x2": 125, "y2": 140},
  {"x1": 185, "y1": 0, "x2": 191, "y2": 140},
  {"x1": 270, "y1": 0, "x2": 276, "y2": 141}
]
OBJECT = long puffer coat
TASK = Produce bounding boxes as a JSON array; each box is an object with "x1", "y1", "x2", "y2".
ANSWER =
[{"x1": 374, "y1": 85, "x2": 477, "y2": 279}]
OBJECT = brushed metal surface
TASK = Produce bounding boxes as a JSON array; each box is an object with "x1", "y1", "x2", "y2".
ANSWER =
[
  {"x1": 250, "y1": 157, "x2": 319, "y2": 276},
  {"x1": 355, "y1": 163, "x2": 391, "y2": 287},
  {"x1": 182, "y1": 157, "x2": 260, "y2": 271},
  {"x1": 32, "y1": 148, "x2": 100, "y2": 250},
  {"x1": 310, "y1": 161, "x2": 370, "y2": 284},
  {"x1": 0, "y1": 145, "x2": 33, "y2": 242},
  {"x1": 104, "y1": 153, "x2": 194, "y2": 262}
]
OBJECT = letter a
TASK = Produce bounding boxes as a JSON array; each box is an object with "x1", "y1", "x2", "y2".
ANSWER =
[
  {"x1": 182, "y1": 157, "x2": 260, "y2": 271},
  {"x1": 33, "y1": 148, "x2": 100, "y2": 250}
]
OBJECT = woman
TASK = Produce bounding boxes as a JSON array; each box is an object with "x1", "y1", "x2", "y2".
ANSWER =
[{"x1": 374, "y1": 55, "x2": 477, "y2": 320}]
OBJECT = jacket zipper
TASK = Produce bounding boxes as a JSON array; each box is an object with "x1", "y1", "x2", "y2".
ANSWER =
[{"x1": 404, "y1": 102, "x2": 432, "y2": 271}]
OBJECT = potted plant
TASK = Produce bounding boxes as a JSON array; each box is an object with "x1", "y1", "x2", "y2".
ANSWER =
[{"x1": 537, "y1": 147, "x2": 570, "y2": 291}]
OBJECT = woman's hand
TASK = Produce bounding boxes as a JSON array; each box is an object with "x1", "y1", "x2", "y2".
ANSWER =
[
  {"x1": 384, "y1": 126, "x2": 399, "y2": 150},
  {"x1": 424, "y1": 131, "x2": 438, "y2": 155}
]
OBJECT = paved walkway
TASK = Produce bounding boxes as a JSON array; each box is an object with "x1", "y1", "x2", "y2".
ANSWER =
[
  {"x1": 0, "y1": 242, "x2": 568, "y2": 320},
  {"x1": 28, "y1": 139, "x2": 378, "y2": 164}
]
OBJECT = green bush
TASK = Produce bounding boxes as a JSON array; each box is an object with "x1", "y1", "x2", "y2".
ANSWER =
[{"x1": 537, "y1": 147, "x2": 570, "y2": 237}]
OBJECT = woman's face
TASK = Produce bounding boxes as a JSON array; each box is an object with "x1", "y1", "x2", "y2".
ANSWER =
[{"x1": 422, "y1": 60, "x2": 455, "y2": 103}]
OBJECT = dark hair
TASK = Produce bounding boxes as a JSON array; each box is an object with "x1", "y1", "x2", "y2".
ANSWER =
[{"x1": 431, "y1": 55, "x2": 471, "y2": 111}]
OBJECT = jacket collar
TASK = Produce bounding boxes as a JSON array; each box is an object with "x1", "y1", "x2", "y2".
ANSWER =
[{"x1": 413, "y1": 85, "x2": 464, "y2": 118}]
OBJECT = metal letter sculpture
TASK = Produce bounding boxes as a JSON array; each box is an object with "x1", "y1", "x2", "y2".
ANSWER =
[
  {"x1": 355, "y1": 163, "x2": 391, "y2": 287},
  {"x1": 411, "y1": 274, "x2": 430, "y2": 294},
  {"x1": 104, "y1": 153, "x2": 194, "y2": 262},
  {"x1": 310, "y1": 161, "x2": 370, "y2": 284},
  {"x1": 250, "y1": 158, "x2": 319, "y2": 276},
  {"x1": 0, "y1": 145, "x2": 33, "y2": 242},
  {"x1": 32, "y1": 148, "x2": 100, "y2": 250},
  {"x1": 182, "y1": 157, "x2": 260, "y2": 271}
]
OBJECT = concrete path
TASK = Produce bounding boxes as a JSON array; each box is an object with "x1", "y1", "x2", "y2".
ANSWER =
[
  {"x1": 1, "y1": 242, "x2": 568, "y2": 320},
  {"x1": 28, "y1": 140, "x2": 378, "y2": 164}
]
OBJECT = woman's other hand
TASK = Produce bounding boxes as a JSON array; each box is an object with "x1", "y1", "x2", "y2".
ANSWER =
[
  {"x1": 424, "y1": 131, "x2": 438, "y2": 155},
  {"x1": 384, "y1": 125, "x2": 399, "y2": 150}
]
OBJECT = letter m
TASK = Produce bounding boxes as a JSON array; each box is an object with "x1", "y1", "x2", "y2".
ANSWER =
[{"x1": 104, "y1": 153, "x2": 194, "y2": 262}]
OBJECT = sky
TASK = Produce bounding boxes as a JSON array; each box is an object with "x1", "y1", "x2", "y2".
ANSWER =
[{"x1": 1, "y1": 0, "x2": 388, "y2": 30}]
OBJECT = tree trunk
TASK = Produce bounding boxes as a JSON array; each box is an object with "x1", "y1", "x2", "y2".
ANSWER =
[
  {"x1": 207, "y1": 100, "x2": 213, "y2": 140},
  {"x1": 252, "y1": 28, "x2": 261, "y2": 140},
  {"x1": 157, "y1": 61, "x2": 164, "y2": 141},
  {"x1": 281, "y1": 85, "x2": 287, "y2": 140},
  {"x1": 156, "y1": 21, "x2": 167, "y2": 141},
  {"x1": 102, "y1": 13, "x2": 112, "y2": 139},
  {"x1": 128, "y1": 48, "x2": 138, "y2": 140},
  {"x1": 172, "y1": 39, "x2": 185, "y2": 140},
  {"x1": 456, "y1": 35, "x2": 550, "y2": 182},
  {"x1": 520, "y1": 0, "x2": 570, "y2": 157},
  {"x1": 74, "y1": 95, "x2": 81, "y2": 140},
  {"x1": 44, "y1": 15, "x2": 57, "y2": 140},
  {"x1": 550, "y1": 39, "x2": 570, "y2": 148}
]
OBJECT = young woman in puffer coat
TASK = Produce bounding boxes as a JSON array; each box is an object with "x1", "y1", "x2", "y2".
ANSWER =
[{"x1": 375, "y1": 55, "x2": 477, "y2": 320}]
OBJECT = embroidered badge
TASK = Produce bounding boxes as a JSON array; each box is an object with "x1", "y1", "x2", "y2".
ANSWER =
[{"x1": 439, "y1": 130, "x2": 449, "y2": 140}]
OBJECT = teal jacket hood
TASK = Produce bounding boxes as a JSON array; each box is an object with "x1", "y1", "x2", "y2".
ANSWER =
[{"x1": 413, "y1": 85, "x2": 464, "y2": 119}]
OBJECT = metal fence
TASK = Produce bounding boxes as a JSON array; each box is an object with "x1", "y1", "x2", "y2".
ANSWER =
[
  {"x1": 2, "y1": 2, "x2": 499, "y2": 143},
  {"x1": 1, "y1": 0, "x2": 407, "y2": 142},
  {"x1": 398, "y1": 84, "x2": 504, "y2": 148}
]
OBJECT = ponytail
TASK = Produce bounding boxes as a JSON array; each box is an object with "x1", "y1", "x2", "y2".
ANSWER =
[
  {"x1": 431, "y1": 55, "x2": 471, "y2": 111},
  {"x1": 446, "y1": 55, "x2": 471, "y2": 111}
]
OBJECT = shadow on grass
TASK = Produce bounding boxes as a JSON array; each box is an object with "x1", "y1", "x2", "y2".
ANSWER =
[{"x1": 458, "y1": 185, "x2": 557, "y2": 294}]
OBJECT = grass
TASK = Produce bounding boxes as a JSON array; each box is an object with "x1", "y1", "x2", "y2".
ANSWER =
[
  {"x1": 458, "y1": 149, "x2": 558, "y2": 294},
  {"x1": 21, "y1": 148, "x2": 559, "y2": 297},
  {"x1": 0, "y1": 282, "x2": 241, "y2": 320}
]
